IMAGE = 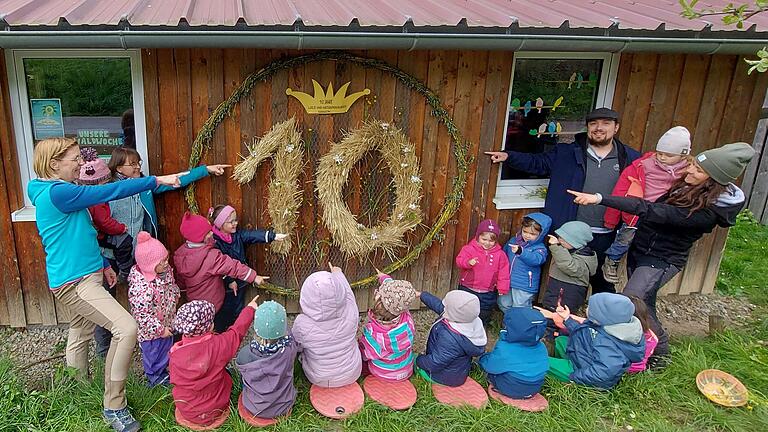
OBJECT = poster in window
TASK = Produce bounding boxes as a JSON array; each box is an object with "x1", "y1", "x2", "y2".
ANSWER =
[{"x1": 30, "y1": 98, "x2": 64, "y2": 140}]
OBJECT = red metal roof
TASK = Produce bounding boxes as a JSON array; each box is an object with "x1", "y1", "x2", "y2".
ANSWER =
[{"x1": 1, "y1": 0, "x2": 767, "y2": 32}]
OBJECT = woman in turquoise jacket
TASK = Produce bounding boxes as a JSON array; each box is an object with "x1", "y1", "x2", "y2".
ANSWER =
[{"x1": 28, "y1": 137, "x2": 185, "y2": 432}]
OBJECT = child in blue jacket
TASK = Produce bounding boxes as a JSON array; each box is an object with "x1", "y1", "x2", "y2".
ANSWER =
[
  {"x1": 209, "y1": 204, "x2": 288, "y2": 332},
  {"x1": 479, "y1": 307, "x2": 548, "y2": 399},
  {"x1": 415, "y1": 290, "x2": 487, "y2": 387},
  {"x1": 542, "y1": 293, "x2": 645, "y2": 390},
  {"x1": 498, "y1": 212, "x2": 552, "y2": 310}
]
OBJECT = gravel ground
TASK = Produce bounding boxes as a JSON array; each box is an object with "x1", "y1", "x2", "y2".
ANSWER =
[{"x1": 0, "y1": 292, "x2": 757, "y2": 387}]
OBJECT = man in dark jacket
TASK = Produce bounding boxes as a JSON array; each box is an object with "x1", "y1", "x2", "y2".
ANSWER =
[{"x1": 486, "y1": 108, "x2": 641, "y2": 294}]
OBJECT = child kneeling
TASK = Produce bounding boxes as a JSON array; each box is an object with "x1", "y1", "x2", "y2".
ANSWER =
[
  {"x1": 169, "y1": 297, "x2": 258, "y2": 427},
  {"x1": 479, "y1": 307, "x2": 548, "y2": 399},
  {"x1": 359, "y1": 272, "x2": 417, "y2": 381},
  {"x1": 237, "y1": 300, "x2": 297, "y2": 419},
  {"x1": 416, "y1": 290, "x2": 487, "y2": 387},
  {"x1": 543, "y1": 293, "x2": 645, "y2": 390}
]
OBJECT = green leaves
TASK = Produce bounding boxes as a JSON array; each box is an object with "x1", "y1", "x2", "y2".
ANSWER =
[{"x1": 745, "y1": 47, "x2": 768, "y2": 74}]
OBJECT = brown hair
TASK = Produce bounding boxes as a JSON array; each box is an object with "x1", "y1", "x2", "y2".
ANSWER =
[
  {"x1": 108, "y1": 147, "x2": 141, "y2": 174},
  {"x1": 372, "y1": 300, "x2": 397, "y2": 322},
  {"x1": 521, "y1": 217, "x2": 543, "y2": 233},
  {"x1": 477, "y1": 231, "x2": 498, "y2": 242},
  {"x1": 208, "y1": 205, "x2": 229, "y2": 223},
  {"x1": 664, "y1": 177, "x2": 727, "y2": 215},
  {"x1": 626, "y1": 295, "x2": 651, "y2": 333},
  {"x1": 33, "y1": 137, "x2": 79, "y2": 179}
]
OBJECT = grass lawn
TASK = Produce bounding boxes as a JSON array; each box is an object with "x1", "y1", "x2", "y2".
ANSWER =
[{"x1": 1, "y1": 212, "x2": 767, "y2": 432}]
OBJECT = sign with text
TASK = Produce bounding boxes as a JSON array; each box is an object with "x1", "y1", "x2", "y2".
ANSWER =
[
  {"x1": 286, "y1": 80, "x2": 370, "y2": 114},
  {"x1": 31, "y1": 98, "x2": 64, "y2": 140},
  {"x1": 77, "y1": 129, "x2": 124, "y2": 147}
]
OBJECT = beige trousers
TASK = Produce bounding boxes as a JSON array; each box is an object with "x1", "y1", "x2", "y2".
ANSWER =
[{"x1": 53, "y1": 272, "x2": 137, "y2": 410}]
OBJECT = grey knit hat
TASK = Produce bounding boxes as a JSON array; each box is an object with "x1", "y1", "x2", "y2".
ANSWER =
[
  {"x1": 656, "y1": 126, "x2": 691, "y2": 155},
  {"x1": 442, "y1": 290, "x2": 480, "y2": 323},
  {"x1": 554, "y1": 221, "x2": 593, "y2": 249},
  {"x1": 696, "y1": 142, "x2": 756, "y2": 185}
]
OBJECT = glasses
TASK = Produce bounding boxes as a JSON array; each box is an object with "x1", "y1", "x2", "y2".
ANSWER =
[
  {"x1": 120, "y1": 161, "x2": 143, "y2": 168},
  {"x1": 56, "y1": 155, "x2": 84, "y2": 163}
]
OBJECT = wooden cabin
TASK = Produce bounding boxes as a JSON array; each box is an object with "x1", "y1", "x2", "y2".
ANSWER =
[{"x1": 0, "y1": 0, "x2": 766, "y2": 326}]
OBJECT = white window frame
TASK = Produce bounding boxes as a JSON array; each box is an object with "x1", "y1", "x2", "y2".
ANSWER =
[
  {"x1": 493, "y1": 51, "x2": 620, "y2": 210},
  {"x1": 6, "y1": 49, "x2": 150, "y2": 221}
]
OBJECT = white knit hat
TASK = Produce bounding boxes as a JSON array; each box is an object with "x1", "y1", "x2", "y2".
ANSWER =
[{"x1": 656, "y1": 126, "x2": 691, "y2": 155}]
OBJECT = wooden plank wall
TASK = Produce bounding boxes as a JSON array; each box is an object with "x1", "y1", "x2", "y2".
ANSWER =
[{"x1": 0, "y1": 49, "x2": 766, "y2": 325}]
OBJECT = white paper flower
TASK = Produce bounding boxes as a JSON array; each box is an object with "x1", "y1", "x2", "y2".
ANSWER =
[
  {"x1": 408, "y1": 203, "x2": 418, "y2": 210},
  {"x1": 285, "y1": 144, "x2": 295, "y2": 153},
  {"x1": 380, "y1": 122, "x2": 390, "y2": 130},
  {"x1": 402, "y1": 146, "x2": 412, "y2": 153},
  {"x1": 397, "y1": 213, "x2": 404, "y2": 220},
  {"x1": 400, "y1": 163, "x2": 409, "y2": 168},
  {"x1": 334, "y1": 154, "x2": 343, "y2": 164},
  {"x1": 370, "y1": 233, "x2": 378, "y2": 240},
  {"x1": 357, "y1": 223, "x2": 365, "y2": 230},
  {"x1": 410, "y1": 175, "x2": 421, "y2": 183}
]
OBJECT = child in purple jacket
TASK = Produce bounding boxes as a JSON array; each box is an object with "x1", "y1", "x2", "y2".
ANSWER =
[
  {"x1": 359, "y1": 272, "x2": 417, "y2": 381},
  {"x1": 236, "y1": 300, "x2": 297, "y2": 419}
]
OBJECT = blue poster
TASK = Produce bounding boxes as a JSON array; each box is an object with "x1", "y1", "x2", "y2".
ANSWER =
[{"x1": 31, "y1": 98, "x2": 64, "y2": 140}]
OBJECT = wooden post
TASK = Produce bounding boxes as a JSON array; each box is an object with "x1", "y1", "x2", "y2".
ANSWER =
[{"x1": 708, "y1": 314, "x2": 726, "y2": 335}]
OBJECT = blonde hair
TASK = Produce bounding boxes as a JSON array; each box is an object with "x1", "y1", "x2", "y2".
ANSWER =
[{"x1": 33, "y1": 137, "x2": 78, "y2": 179}]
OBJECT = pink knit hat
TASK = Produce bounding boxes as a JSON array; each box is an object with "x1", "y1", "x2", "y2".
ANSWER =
[
  {"x1": 78, "y1": 147, "x2": 111, "y2": 185},
  {"x1": 180, "y1": 211, "x2": 212, "y2": 243},
  {"x1": 134, "y1": 231, "x2": 169, "y2": 281},
  {"x1": 475, "y1": 219, "x2": 500, "y2": 238}
]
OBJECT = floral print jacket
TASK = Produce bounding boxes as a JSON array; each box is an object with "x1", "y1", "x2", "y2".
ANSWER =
[{"x1": 128, "y1": 265, "x2": 180, "y2": 342}]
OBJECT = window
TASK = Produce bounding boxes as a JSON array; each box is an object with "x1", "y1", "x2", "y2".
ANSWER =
[
  {"x1": 6, "y1": 50, "x2": 149, "y2": 221},
  {"x1": 493, "y1": 52, "x2": 619, "y2": 210}
]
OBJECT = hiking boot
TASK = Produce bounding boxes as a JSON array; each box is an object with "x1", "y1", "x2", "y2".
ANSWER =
[
  {"x1": 103, "y1": 407, "x2": 141, "y2": 432},
  {"x1": 602, "y1": 258, "x2": 620, "y2": 284},
  {"x1": 647, "y1": 354, "x2": 671, "y2": 371}
]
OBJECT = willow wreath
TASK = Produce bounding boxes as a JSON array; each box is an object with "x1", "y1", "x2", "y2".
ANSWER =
[
  {"x1": 316, "y1": 120, "x2": 421, "y2": 258},
  {"x1": 185, "y1": 51, "x2": 473, "y2": 294},
  {"x1": 232, "y1": 118, "x2": 304, "y2": 255}
]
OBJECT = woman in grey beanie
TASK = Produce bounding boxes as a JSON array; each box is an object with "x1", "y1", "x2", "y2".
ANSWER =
[{"x1": 567, "y1": 142, "x2": 755, "y2": 369}]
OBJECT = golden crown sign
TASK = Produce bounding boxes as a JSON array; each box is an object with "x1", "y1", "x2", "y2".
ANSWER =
[{"x1": 286, "y1": 79, "x2": 370, "y2": 114}]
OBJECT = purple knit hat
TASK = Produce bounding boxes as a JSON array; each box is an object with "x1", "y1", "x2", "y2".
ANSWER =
[
  {"x1": 475, "y1": 219, "x2": 500, "y2": 238},
  {"x1": 79, "y1": 147, "x2": 112, "y2": 185},
  {"x1": 173, "y1": 300, "x2": 215, "y2": 336}
]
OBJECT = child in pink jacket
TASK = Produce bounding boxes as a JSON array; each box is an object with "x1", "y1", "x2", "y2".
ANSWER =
[
  {"x1": 293, "y1": 263, "x2": 362, "y2": 388},
  {"x1": 173, "y1": 212, "x2": 267, "y2": 314},
  {"x1": 456, "y1": 219, "x2": 510, "y2": 325},
  {"x1": 359, "y1": 272, "x2": 417, "y2": 381},
  {"x1": 626, "y1": 296, "x2": 658, "y2": 373}
]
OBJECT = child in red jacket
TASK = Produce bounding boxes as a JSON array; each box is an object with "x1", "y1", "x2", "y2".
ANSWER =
[
  {"x1": 455, "y1": 219, "x2": 510, "y2": 325},
  {"x1": 78, "y1": 147, "x2": 134, "y2": 281},
  {"x1": 602, "y1": 127, "x2": 690, "y2": 283},
  {"x1": 173, "y1": 212, "x2": 267, "y2": 315},
  {"x1": 169, "y1": 297, "x2": 259, "y2": 428}
]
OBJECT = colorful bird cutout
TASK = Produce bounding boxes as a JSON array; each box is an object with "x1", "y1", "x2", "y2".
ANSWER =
[
  {"x1": 535, "y1": 97, "x2": 544, "y2": 113},
  {"x1": 510, "y1": 96, "x2": 564, "y2": 116},
  {"x1": 568, "y1": 72, "x2": 577, "y2": 89},
  {"x1": 529, "y1": 122, "x2": 566, "y2": 137},
  {"x1": 523, "y1": 100, "x2": 532, "y2": 117}
]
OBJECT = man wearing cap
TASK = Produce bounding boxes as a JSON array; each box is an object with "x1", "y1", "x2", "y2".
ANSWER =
[{"x1": 486, "y1": 108, "x2": 641, "y2": 295}]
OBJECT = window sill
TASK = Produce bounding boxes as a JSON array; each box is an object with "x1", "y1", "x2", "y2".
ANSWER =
[
  {"x1": 493, "y1": 194, "x2": 545, "y2": 210},
  {"x1": 11, "y1": 206, "x2": 36, "y2": 222}
]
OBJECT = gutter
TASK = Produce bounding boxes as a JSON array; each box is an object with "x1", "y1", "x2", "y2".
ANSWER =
[{"x1": 0, "y1": 29, "x2": 764, "y2": 54}]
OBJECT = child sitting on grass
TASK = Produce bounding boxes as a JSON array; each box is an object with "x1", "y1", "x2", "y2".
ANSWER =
[
  {"x1": 499, "y1": 213, "x2": 552, "y2": 310},
  {"x1": 541, "y1": 221, "x2": 597, "y2": 315},
  {"x1": 416, "y1": 290, "x2": 487, "y2": 387},
  {"x1": 359, "y1": 270, "x2": 417, "y2": 381},
  {"x1": 127, "y1": 231, "x2": 179, "y2": 387},
  {"x1": 626, "y1": 295, "x2": 658, "y2": 373},
  {"x1": 540, "y1": 293, "x2": 646, "y2": 390},
  {"x1": 173, "y1": 212, "x2": 267, "y2": 313},
  {"x1": 479, "y1": 307, "x2": 549, "y2": 399},
  {"x1": 455, "y1": 219, "x2": 510, "y2": 325},
  {"x1": 236, "y1": 300, "x2": 297, "y2": 419},
  {"x1": 293, "y1": 263, "x2": 362, "y2": 388},
  {"x1": 169, "y1": 297, "x2": 259, "y2": 428}
]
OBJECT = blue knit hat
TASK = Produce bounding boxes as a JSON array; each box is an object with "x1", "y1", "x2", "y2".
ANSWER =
[
  {"x1": 502, "y1": 307, "x2": 547, "y2": 346},
  {"x1": 253, "y1": 301, "x2": 287, "y2": 340},
  {"x1": 554, "y1": 221, "x2": 593, "y2": 249},
  {"x1": 587, "y1": 293, "x2": 635, "y2": 326}
]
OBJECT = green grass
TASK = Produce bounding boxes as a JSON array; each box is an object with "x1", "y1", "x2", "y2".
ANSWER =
[{"x1": 1, "y1": 212, "x2": 767, "y2": 431}]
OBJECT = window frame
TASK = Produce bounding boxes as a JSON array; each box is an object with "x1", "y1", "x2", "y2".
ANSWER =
[
  {"x1": 493, "y1": 51, "x2": 620, "y2": 210},
  {"x1": 6, "y1": 49, "x2": 150, "y2": 221}
]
